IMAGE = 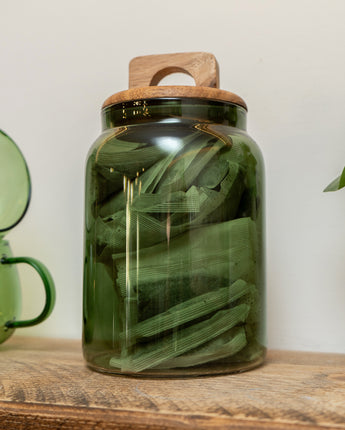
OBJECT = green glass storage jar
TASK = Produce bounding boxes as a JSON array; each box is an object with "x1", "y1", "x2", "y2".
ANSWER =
[{"x1": 83, "y1": 52, "x2": 266, "y2": 376}]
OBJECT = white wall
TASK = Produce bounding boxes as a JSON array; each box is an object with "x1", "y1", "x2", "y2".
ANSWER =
[{"x1": 1, "y1": 0, "x2": 345, "y2": 353}]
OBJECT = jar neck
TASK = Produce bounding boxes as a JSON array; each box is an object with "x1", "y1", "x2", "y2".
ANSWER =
[{"x1": 101, "y1": 98, "x2": 247, "y2": 131}]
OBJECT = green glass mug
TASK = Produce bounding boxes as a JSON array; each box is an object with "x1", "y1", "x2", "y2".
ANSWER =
[{"x1": 0, "y1": 130, "x2": 55, "y2": 344}]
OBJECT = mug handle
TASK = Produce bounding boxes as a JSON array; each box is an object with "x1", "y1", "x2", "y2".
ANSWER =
[{"x1": 0, "y1": 256, "x2": 56, "y2": 329}]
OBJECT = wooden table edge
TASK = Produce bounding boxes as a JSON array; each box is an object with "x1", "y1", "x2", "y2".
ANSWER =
[{"x1": 0, "y1": 401, "x2": 341, "y2": 430}]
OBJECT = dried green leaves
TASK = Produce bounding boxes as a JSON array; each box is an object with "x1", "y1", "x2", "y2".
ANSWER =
[{"x1": 88, "y1": 127, "x2": 261, "y2": 372}]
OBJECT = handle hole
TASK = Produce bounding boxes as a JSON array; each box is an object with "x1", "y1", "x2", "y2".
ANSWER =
[{"x1": 151, "y1": 69, "x2": 196, "y2": 87}]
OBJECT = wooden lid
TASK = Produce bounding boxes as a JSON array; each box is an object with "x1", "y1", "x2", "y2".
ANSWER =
[{"x1": 102, "y1": 52, "x2": 247, "y2": 110}]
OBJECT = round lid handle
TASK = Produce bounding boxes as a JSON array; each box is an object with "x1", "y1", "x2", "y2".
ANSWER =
[
  {"x1": 0, "y1": 130, "x2": 31, "y2": 235},
  {"x1": 129, "y1": 52, "x2": 220, "y2": 89}
]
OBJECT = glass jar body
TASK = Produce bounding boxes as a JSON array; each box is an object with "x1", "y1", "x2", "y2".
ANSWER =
[{"x1": 83, "y1": 99, "x2": 266, "y2": 376}]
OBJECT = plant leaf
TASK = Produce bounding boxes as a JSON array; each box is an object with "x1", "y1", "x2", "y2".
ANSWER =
[
  {"x1": 156, "y1": 326, "x2": 247, "y2": 369},
  {"x1": 120, "y1": 279, "x2": 254, "y2": 342},
  {"x1": 110, "y1": 304, "x2": 249, "y2": 372},
  {"x1": 113, "y1": 217, "x2": 257, "y2": 297},
  {"x1": 324, "y1": 167, "x2": 345, "y2": 192}
]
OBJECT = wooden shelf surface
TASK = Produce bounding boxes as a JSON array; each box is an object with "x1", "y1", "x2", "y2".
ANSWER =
[{"x1": 0, "y1": 336, "x2": 344, "y2": 429}]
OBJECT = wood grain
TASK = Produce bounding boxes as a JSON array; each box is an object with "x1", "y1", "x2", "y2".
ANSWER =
[
  {"x1": 102, "y1": 86, "x2": 247, "y2": 110},
  {"x1": 129, "y1": 53, "x2": 219, "y2": 89},
  {"x1": 0, "y1": 337, "x2": 345, "y2": 429}
]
